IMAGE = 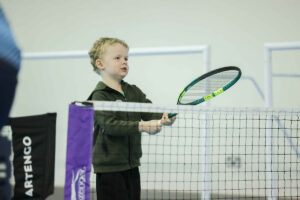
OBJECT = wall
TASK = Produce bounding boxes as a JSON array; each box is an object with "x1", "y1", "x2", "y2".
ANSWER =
[{"x1": 1, "y1": 0, "x2": 300, "y2": 187}]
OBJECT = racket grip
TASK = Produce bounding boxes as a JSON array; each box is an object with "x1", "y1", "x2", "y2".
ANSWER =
[
  {"x1": 158, "y1": 120, "x2": 162, "y2": 127},
  {"x1": 168, "y1": 113, "x2": 177, "y2": 118}
]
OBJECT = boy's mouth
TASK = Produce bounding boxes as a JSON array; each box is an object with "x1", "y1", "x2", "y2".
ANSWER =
[{"x1": 121, "y1": 67, "x2": 128, "y2": 72}]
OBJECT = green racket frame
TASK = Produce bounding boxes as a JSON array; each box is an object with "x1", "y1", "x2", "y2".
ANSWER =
[{"x1": 168, "y1": 66, "x2": 241, "y2": 118}]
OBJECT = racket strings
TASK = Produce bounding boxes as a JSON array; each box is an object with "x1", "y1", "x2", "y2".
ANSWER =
[{"x1": 180, "y1": 70, "x2": 239, "y2": 104}]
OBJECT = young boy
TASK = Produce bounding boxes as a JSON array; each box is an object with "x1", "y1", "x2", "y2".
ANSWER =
[{"x1": 87, "y1": 37, "x2": 176, "y2": 200}]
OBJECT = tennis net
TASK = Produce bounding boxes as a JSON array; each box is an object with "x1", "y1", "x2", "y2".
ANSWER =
[{"x1": 73, "y1": 101, "x2": 300, "y2": 200}]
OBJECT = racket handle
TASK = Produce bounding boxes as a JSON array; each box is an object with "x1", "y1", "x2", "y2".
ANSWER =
[
  {"x1": 168, "y1": 113, "x2": 177, "y2": 118},
  {"x1": 157, "y1": 120, "x2": 161, "y2": 127}
]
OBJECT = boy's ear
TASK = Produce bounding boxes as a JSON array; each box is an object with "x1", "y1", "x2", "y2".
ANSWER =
[{"x1": 95, "y1": 59, "x2": 105, "y2": 70}]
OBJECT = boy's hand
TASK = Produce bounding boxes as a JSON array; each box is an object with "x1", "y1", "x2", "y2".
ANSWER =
[
  {"x1": 159, "y1": 113, "x2": 176, "y2": 126},
  {"x1": 139, "y1": 120, "x2": 162, "y2": 135}
]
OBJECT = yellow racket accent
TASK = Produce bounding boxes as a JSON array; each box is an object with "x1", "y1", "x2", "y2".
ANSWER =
[
  {"x1": 204, "y1": 88, "x2": 224, "y2": 101},
  {"x1": 214, "y1": 88, "x2": 224, "y2": 96},
  {"x1": 178, "y1": 91, "x2": 186, "y2": 102},
  {"x1": 204, "y1": 94, "x2": 214, "y2": 101}
]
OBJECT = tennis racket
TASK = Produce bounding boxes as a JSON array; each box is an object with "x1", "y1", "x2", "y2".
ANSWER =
[{"x1": 168, "y1": 66, "x2": 242, "y2": 118}]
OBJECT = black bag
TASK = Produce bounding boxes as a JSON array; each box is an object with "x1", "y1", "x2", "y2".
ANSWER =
[{"x1": 10, "y1": 113, "x2": 56, "y2": 200}]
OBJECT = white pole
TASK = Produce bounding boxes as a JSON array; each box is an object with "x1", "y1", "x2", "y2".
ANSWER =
[
  {"x1": 22, "y1": 45, "x2": 212, "y2": 198},
  {"x1": 22, "y1": 46, "x2": 209, "y2": 60},
  {"x1": 264, "y1": 41, "x2": 300, "y2": 108},
  {"x1": 264, "y1": 46, "x2": 276, "y2": 200},
  {"x1": 266, "y1": 115, "x2": 277, "y2": 200},
  {"x1": 265, "y1": 42, "x2": 300, "y2": 51},
  {"x1": 203, "y1": 45, "x2": 211, "y2": 73},
  {"x1": 264, "y1": 47, "x2": 273, "y2": 108},
  {"x1": 201, "y1": 113, "x2": 211, "y2": 200},
  {"x1": 263, "y1": 41, "x2": 300, "y2": 200},
  {"x1": 201, "y1": 45, "x2": 211, "y2": 200},
  {"x1": 129, "y1": 46, "x2": 209, "y2": 56},
  {"x1": 22, "y1": 50, "x2": 88, "y2": 60}
]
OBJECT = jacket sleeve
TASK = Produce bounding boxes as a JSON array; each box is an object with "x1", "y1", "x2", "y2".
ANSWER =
[
  {"x1": 133, "y1": 86, "x2": 163, "y2": 121},
  {"x1": 92, "y1": 91, "x2": 140, "y2": 136}
]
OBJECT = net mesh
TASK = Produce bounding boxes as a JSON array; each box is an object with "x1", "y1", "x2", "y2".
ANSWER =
[{"x1": 87, "y1": 102, "x2": 300, "y2": 199}]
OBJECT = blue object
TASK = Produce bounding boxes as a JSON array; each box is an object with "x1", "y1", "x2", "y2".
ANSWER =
[{"x1": 0, "y1": 6, "x2": 21, "y2": 69}]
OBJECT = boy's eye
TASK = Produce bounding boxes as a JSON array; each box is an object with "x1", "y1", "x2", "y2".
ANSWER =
[
  {"x1": 115, "y1": 57, "x2": 120, "y2": 60},
  {"x1": 125, "y1": 57, "x2": 128, "y2": 61}
]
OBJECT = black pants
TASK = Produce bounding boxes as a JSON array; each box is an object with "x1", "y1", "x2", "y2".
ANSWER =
[{"x1": 96, "y1": 167, "x2": 141, "y2": 200}]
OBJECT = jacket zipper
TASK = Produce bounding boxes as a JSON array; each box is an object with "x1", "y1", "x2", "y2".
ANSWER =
[{"x1": 123, "y1": 95, "x2": 132, "y2": 168}]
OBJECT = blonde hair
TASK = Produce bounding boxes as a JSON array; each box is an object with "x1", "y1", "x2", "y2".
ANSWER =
[{"x1": 88, "y1": 37, "x2": 129, "y2": 73}]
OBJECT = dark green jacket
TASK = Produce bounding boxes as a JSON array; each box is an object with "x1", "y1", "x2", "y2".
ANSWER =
[{"x1": 88, "y1": 81, "x2": 162, "y2": 173}]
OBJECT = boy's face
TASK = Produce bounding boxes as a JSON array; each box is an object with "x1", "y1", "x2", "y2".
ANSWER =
[{"x1": 97, "y1": 43, "x2": 129, "y2": 81}]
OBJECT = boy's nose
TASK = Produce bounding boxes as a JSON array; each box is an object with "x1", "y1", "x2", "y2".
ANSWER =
[{"x1": 122, "y1": 59, "x2": 128, "y2": 64}]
